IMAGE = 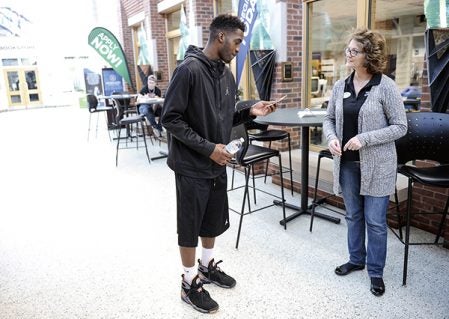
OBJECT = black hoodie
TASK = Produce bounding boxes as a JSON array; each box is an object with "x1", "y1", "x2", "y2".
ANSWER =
[{"x1": 161, "y1": 45, "x2": 252, "y2": 179}]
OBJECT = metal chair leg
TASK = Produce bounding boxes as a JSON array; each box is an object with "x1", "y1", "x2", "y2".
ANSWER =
[
  {"x1": 252, "y1": 164, "x2": 256, "y2": 204},
  {"x1": 310, "y1": 152, "x2": 322, "y2": 232},
  {"x1": 95, "y1": 111, "x2": 100, "y2": 138},
  {"x1": 403, "y1": 178, "x2": 413, "y2": 286},
  {"x1": 287, "y1": 133, "x2": 293, "y2": 196},
  {"x1": 115, "y1": 126, "x2": 121, "y2": 166},
  {"x1": 140, "y1": 121, "x2": 151, "y2": 165},
  {"x1": 230, "y1": 164, "x2": 236, "y2": 190},
  {"x1": 278, "y1": 154, "x2": 286, "y2": 230},
  {"x1": 103, "y1": 112, "x2": 112, "y2": 141},
  {"x1": 236, "y1": 167, "x2": 251, "y2": 249},
  {"x1": 263, "y1": 141, "x2": 272, "y2": 184},
  {"x1": 394, "y1": 188, "x2": 403, "y2": 239},
  {"x1": 87, "y1": 113, "x2": 93, "y2": 141}
]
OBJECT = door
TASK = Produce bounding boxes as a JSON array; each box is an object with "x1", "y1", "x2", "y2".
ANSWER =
[{"x1": 3, "y1": 68, "x2": 42, "y2": 107}]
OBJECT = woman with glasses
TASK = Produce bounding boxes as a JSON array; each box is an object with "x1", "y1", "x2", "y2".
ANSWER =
[{"x1": 323, "y1": 28, "x2": 407, "y2": 296}]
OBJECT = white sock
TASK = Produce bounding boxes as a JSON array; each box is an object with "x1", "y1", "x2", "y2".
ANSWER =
[
  {"x1": 201, "y1": 247, "x2": 214, "y2": 267},
  {"x1": 183, "y1": 265, "x2": 197, "y2": 285}
]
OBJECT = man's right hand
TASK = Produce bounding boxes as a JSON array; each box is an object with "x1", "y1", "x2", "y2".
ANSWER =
[{"x1": 210, "y1": 144, "x2": 233, "y2": 166}]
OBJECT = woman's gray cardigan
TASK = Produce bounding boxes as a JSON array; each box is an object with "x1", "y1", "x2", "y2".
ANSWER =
[{"x1": 323, "y1": 74, "x2": 408, "y2": 197}]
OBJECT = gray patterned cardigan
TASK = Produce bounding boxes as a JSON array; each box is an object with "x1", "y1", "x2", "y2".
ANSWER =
[{"x1": 323, "y1": 74, "x2": 408, "y2": 197}]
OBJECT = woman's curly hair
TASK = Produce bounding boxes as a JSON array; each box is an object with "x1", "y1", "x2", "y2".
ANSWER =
[{"x1": 348, "y1": 28, "x2": 387, "y2": 74}]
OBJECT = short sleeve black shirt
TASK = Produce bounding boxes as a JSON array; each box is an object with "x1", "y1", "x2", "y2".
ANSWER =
[{"x1": 342, "y1": 72, "x2": 382, "y2": 162}]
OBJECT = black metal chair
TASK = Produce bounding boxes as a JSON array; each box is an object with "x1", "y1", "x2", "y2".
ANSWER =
[
  {"x1": 228, "y1": 122, "x2": 286, "y2": 249},
  {"x1": 87, "y1": 94, "x2": 113, "y2": 141},
  {"x1": 234, "y1": 100, "x2": 294, "y2": 196},
  {"x1": 112, "y1": 91, "x2": 137, "y2": 116},
  {"x1": 309, "y1": 148, "x2": 344, "y2": 231},
  {"x1": 391, "y1": 112, "x2": 449, "y2": 285},
  {"x1": 111, "y1": 97, "x2": 151, "y2": 166}
]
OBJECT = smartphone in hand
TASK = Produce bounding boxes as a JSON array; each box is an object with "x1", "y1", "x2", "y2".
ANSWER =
[{"x1": 267, "y1": 95, "x2": 287, "y2": 107}]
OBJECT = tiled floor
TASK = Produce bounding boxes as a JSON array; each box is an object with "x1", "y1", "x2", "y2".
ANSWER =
[{"x1": 0, "y1": 105, "x2": 448, "y2": 319}]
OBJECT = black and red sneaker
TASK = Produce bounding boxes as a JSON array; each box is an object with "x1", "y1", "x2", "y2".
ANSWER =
[
  {"x1": 198, "y1": 258, "x2": 236, "y2": 289},
  {"x1": 181, "y1": 274, "x2": 219, "y2": 313}
]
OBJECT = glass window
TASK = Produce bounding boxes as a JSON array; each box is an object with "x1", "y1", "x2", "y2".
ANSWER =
[
  {"x1": 25, "y1": 70, "x2": 38, "y2": 90},
  {"x1": 168, "y1": 36, "x2": 181, "y2": 75},
  {"x1": 309, "y1": 0, "x2": 357, "y2": 105},
  {"x1": 167, "y1": 10, "x2": 180, "y2": 32},
  {"x1": 29, "y1": 93, "x2": 39, "y2": 102},
  {"x1": 372, "y1": 0, "x2": 425, "y2": 108},
  {"x1": 307, "y1": 0, "x2": 358, "y2": 148},
  {"x1": 2, "y1": 58, "x2": 19, "y2": 66},
  {"x1": 21, "y1": 57, "x2": 37, "y2": 66},
  {"x1": 217, "y1": 0, "x2": 279, "y2": 100},
  {"x1": 6, "y1": 71, "x2": 20, "y2": 91},
  {"x1": 11, "y1": 95, "x2": 22, "y2": 104},
  {"x1": 215, "y1": 0, "x2": 236, "y2": 14},
  {"x1": 134, "y1": 23, "x2": 153, "y2": 90}
]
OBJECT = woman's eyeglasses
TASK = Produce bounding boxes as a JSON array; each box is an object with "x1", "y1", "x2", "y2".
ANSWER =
[{"x1": 345, "y1": 47, "x2": 363, "y2": 57}]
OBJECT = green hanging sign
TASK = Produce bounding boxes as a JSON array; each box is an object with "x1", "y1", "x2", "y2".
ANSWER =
[{"x1": 88, "y1": 27, "x2": 133, "y2": 90}]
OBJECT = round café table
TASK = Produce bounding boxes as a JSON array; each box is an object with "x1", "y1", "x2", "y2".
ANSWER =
[{"x1": 255, "y1": 107, "x2": 341, "y2": 226}]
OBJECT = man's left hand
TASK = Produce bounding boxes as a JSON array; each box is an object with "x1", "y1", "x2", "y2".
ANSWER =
[{"x1": 249, "y1": 101, "x2": 277, "y2": 117}]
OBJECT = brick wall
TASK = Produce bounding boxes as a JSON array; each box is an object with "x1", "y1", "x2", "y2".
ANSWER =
[
  {"x1": 118, "y1": 1, "x2": 136, "y2": 92},
  {"x1": 194, "y1": 0, "x2": 216, "y2": 45},
  {"x1": 149, "y1": 1, "x2": 168, "y2": 90}
]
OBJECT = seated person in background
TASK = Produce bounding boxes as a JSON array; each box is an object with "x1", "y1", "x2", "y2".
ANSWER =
[{"x1": 138, "y1": 75, "x2": 163, "y2": 137}]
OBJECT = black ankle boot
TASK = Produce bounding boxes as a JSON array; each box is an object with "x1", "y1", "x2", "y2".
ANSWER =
[{"x1": 370, "y1": 277, "x2": 385, "y2": 296}]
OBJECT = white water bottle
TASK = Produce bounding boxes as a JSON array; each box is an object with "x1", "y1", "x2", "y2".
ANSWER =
[{"x1": 225, "y1": 137, "x2": 244, "y2": 154}]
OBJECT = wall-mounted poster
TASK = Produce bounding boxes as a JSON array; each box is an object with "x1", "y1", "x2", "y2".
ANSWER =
[{"x1": 101, "y1": 68, "x2": 124, "y2": 96}]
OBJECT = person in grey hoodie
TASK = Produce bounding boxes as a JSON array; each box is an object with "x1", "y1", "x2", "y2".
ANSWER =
[
  {"x1": 323, "y1": 28, "x2": 407, "y2": 297},
  {"x1": 161, "y1": 14, "x2": 278, "y2": 314}
]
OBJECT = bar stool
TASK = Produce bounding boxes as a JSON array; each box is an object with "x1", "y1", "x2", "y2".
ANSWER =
[
  {"x1": 233, "y1": 100, "x2": 294, "y2": 196},
  {"x1": 87, "y1": 94, "x2": 113, "y2": 141},
  {"x1": 309, "y1": 148, "x2": 342, "y2": 231},
  {"x1": 111, "y1": 98, "x2": 151, "y2": 166}
]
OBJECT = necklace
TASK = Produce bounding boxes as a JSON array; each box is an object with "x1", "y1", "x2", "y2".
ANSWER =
[
  {"x1": 353, "y1": 74, "x2": 371, "y2": 95},
  {"x1": 354, "y1": 74, "x2": 371, "y2": 86},
  {"x1": 354, "y1": 78, "x2": 370, "y2": 91}
]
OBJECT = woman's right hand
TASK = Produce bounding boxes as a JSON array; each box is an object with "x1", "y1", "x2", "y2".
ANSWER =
[{"x1": 328, "y1": 138, "x2": 342, "y2": 157}]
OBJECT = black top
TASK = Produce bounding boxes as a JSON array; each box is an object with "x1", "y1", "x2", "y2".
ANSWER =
[
  {"x1": 342, "y1": 72, "x2": 382, "y2": 162},
  {"x1": 140, "y1": 85, "x2": 161, "y2": 97},
  {"x1": 161, "y1": 45, "x2": 252, "y2": 178}
]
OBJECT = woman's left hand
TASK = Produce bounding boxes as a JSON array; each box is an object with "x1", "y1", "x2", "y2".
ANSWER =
[
  {"x1": 343, "y1": 137, "x2": 362, "y2": 151},
  {"x1": 249, "y1": 101, "x2": 277, "y2": 116}
]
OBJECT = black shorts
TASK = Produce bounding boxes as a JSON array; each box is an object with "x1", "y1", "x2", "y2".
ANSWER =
[{"x1": 175, "y1": 172, "x2": 230, "y2": 247}]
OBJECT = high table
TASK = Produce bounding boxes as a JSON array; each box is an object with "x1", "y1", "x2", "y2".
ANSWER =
[
  {"x1": 97, "y1": 93, "x2": 138, "y2": 121},
  {"x1": 135, "y1": 96, "x2": 164, "y2": 106},
  {"x1": 255, "y1": 107, "x2": 341, "y2": 226},
  {"x1": 135, "y1": 97, "x2": 167, "y2": 161},
  {"x1": 97, "y1": 93, "x2": 138, "y2": 132}
]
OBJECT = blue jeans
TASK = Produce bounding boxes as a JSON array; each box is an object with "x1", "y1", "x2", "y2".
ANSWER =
[
  {"x1": 339, "y1": 161, "x2": 390, "y2": 278},
  {"x1": 139, "y1": 104, "x2": 162, "y2": 131}
]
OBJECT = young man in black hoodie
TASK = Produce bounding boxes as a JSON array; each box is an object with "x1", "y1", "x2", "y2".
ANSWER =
[{"x1": 161, "y1": 14, "x2": 278, "y2": 314}]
